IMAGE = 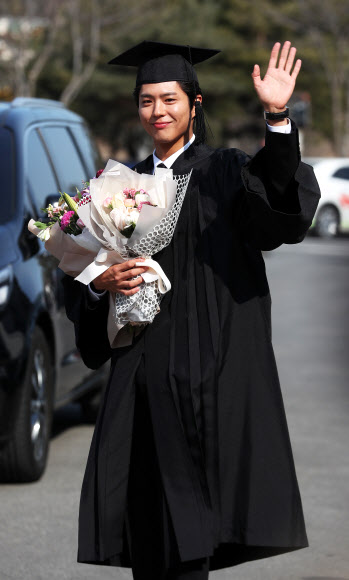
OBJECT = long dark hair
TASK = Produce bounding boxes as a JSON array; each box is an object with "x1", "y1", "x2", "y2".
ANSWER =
[{"x1": 133, "y1": 80, "x2": 207, "y2": 144}]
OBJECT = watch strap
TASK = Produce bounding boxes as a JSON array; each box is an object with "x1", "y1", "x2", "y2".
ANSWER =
[{"x1": 264, "y1": 107, "x2": 289, "y2": 121}]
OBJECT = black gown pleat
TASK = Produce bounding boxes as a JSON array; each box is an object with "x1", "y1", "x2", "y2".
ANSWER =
[{"x1": 68, "y1": 134, "x2": 321, "y2": 571}]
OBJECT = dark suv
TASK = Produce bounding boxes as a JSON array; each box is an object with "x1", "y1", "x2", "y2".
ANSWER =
[{"x1": 0, "y1": 98, "x2": 108, "y2": 483}]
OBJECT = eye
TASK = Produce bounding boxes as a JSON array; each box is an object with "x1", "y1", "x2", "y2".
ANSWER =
[
  {"x1": 141, "y1": 99, "x2": 152, "y2": 105},
  {"x1": 165, "y1": 98, "x2": 175, "y2": 103}
]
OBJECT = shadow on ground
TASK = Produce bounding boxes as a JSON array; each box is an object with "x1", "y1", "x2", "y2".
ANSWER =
[
  {"x1": 51, "y1": 403, "x2": 91, "y2": 440},
  {"x1": 303, "y1": 577, "x2": 349, "y2": 580}
]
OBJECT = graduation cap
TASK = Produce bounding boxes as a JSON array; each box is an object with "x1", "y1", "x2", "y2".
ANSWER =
[{"x1": 108, "y1": 41, "x2": 220, "y2": 86}]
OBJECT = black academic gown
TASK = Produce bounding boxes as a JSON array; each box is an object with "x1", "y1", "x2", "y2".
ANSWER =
[{"x1": 62, "y1": 122, "x2": 321, "y2": 571}]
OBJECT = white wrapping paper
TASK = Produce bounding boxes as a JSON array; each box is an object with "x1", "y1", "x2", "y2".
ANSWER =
[{"x1": 28, "y1": 160, "x2": 192, "y2": 348}]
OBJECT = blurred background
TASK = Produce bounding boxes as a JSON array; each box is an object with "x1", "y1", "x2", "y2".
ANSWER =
[
  {"x1": 1, "y1": 1, "x2": 348, "y2": 580},
  {"x1": 1, "y1": 0, "x2": 349, "y2": 159}
]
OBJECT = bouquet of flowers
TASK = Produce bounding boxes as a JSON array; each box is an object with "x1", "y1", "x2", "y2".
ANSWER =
[
  {"x1": 28, "y1": 160, "x2": 192, "y2": 348},
  {"x1": 31, "y1": 181, "x2": 91, "y2": 241}
]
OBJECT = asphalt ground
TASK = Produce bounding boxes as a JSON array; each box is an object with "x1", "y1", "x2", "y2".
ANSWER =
[{"x1": 1, "y1": 235, "x2": 348, "y2": 580}]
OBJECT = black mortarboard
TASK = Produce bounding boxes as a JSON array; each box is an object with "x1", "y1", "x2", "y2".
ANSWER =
[{"x1": 108, "y1": 41, "x2": 220, "y2": 86}]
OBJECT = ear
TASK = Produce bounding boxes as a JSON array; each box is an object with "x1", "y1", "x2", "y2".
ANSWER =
[{"x1": 191, "y1": 94, "x2": 203, "y2": 119}]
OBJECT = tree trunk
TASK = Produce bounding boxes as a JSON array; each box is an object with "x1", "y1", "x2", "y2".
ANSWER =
[{"x1": 60, "y1": 0, "x2": 100, "y2": 107}]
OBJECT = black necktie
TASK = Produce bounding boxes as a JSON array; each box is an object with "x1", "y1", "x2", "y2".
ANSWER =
[{"x1": 156, "y1": 163, "x2": 167, "y2": 169}]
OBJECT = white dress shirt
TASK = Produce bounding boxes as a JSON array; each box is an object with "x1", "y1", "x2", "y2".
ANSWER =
[
  {"x1": 152, "y1": 133, "x2": 196, "y2": 172},
  {"x1": 88, "y1": 120, "x2": 291, "y2": 300},
  {"x1": 266, "y1": 119, "x2": 291, "y2": 133}
]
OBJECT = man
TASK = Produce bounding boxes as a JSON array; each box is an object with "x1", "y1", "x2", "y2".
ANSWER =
[{"x1": 63, "y1": 41, "x2": 320, "y2": 579}]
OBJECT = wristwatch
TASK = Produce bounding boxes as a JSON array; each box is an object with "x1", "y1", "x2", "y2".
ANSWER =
[{"x1": 264, "y1": 107, "x2": 289, "y2": 121}]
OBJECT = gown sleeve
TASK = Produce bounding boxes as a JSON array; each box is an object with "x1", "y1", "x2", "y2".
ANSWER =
[
  {"x1": 236, "y1": 120, "x2": 321, "y2": 250},
  {"x1": 61, "y1": 275, "x2": 112, "y2": 370}
]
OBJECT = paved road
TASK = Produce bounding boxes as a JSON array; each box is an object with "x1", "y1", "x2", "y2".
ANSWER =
[{"x1": 1, "y1": 236, "x2": 348, "y2": 580}]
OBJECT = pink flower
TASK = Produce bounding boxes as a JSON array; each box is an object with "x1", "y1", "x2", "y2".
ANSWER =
[
  {"x1": 60, "y1": 210, "x2": 75, "y2": 230},
  {"x1": 81, "y1": 188, "x2": 90, "y2": 197},
  {"x1": 96, "y1": 169, "x2": 104, "y2": 178},
  {"x1": 124, "y1": 188, "x2": 136, "y2": 199},
  {"x1": 124, "y1": 199, "x2": 136, "y2": 208},
  {"x1": 137, "y1": 201, "x2": 152, "y2": 211},
  {"x1": 103, "y1": 196, "x2": 113, "y2": 208}
]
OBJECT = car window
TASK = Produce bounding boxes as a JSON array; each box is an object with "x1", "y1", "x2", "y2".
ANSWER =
[
  {"x1": 333, "y1": 167, "x2": 349, "y2": 180},
  {"x1": 0, "y1": 128, "x2": 15, "y2": 224},
  {"x1": 27, "y1": 129, "x2": 60, "y2": 215},
  {"x1": 70, "y1": 123, "x2": 99, "y2": 179},
  {"x1": 40, "y1": 126, "x2": 87, "y2": 193}
]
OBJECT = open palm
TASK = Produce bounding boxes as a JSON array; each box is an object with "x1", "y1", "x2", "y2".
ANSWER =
[{"x1": 252, "y1": 41, "x2": 301, "y2": 111}]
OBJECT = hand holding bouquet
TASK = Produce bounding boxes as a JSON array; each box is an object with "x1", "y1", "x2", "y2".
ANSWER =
[{"x1": 28, "y1": 160, "x2": 192, "y2": 348}]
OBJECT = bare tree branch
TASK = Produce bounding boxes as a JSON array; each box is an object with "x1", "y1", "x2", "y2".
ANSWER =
[
  {"x1": 27, "y1": 2, "x2": 64, "y2": 96},
  {"x1": 60, "y1": 0, "x2": 159, "y2": 106},
  {"x1": 99, "y1": 0, "x2": 157, "y2": 27},
  {"x1": 262, "y1": 0, "x2": 349, "y2": 155},
  {"x1": 60, "y1": 0, "x2": 100, "y2": 106}
]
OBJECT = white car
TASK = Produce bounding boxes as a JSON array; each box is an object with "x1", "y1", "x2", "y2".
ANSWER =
[{"x1": 305, "y1": 158, "x2": 349, "y2": 237}]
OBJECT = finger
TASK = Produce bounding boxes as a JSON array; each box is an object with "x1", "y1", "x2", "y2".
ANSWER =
[
  {"x1": 291, "y1": 58, "x2": 302, "y2": 79},
  {"x1": 285, "y1": 46, "x2": 297, "y2": 74},
  {"x1": 268, "y1": 42, "x2": 281, "y2": 69},
  {"x1": 251, "y1": 64, "x2": 261, "y2": 80},
  {"x1": 118, "y1": 276, "x2": 144, "y2": 290},
  {"x1": 278, "y1": 40, "x2": 291, "y2": 69},
  {"x1": 119, "y1": 266, "x2": 149, "y2": 280},
  {"x1": 118, "y1": 258, "x2": 146, "y2": 272},
  {"x1": 118, "y1": 286, "x2": 141, "y2": 296}
]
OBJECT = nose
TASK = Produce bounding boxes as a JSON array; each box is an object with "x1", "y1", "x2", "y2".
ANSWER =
[{"x1": 153, "y1": 99, "x2": 166, "y2": 117}]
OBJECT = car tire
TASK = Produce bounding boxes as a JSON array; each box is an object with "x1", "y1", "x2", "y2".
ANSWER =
[
  {"x1": 0, "y1": 327, "x2": 54, "y2": 483},
  {"x1": 314, "y1": 205, "x2": 340, "y2": 238}
]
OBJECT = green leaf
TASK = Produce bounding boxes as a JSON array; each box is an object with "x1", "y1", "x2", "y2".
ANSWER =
[
  {"x1": 62, "y1": 192, "x2": 78, "y2": 213},
  {"x1": 34, "y1": 221, "x2": 48, "y2": 229}
]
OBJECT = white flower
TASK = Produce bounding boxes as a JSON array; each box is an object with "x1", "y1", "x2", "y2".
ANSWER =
[
  {"x1": 112, "y1": 191, "x2": 126, "y2": 210},
  {"x1": 110, "y1": 208, "x2": 126, "y2": 230},
  {"x1": 129, "y1": 209, "x2": 139, "y2": 222},
  {"x1": 135, "y1": 192, "x2": 150, "y2": 206},
  {"x1": 124, "y1": 209, "x2": 139, "y2": 227},
  {"x1": 38, "y1": 228, "x2": 51, "y2": 241}
]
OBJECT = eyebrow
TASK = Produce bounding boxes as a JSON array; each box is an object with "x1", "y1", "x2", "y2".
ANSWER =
[{"x1": 140, "y1": 92, "x2": 178, "y2": 98}]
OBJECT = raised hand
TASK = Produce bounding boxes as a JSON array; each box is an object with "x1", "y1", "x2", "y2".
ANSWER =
[{"x1": 251, "y1": 41, "x2": 301, "y2": 113}]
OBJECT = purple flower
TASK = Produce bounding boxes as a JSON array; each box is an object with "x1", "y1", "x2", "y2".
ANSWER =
[{"x1": 60, "y1": 211, "x2": 75, "y2": 230}]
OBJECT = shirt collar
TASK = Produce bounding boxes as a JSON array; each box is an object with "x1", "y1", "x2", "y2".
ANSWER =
[{"x1": 153, "y1": 134, "x2": 195, "y2": 173}]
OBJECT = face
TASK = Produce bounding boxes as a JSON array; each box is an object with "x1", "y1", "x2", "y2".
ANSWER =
[{"x1": 138, "y1": 81, "x2": 201, "y2": 150}]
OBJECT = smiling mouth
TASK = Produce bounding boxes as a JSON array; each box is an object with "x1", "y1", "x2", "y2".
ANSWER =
[{"x1": 153, "y1": 122, "x2": 171, "y2": 129}]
